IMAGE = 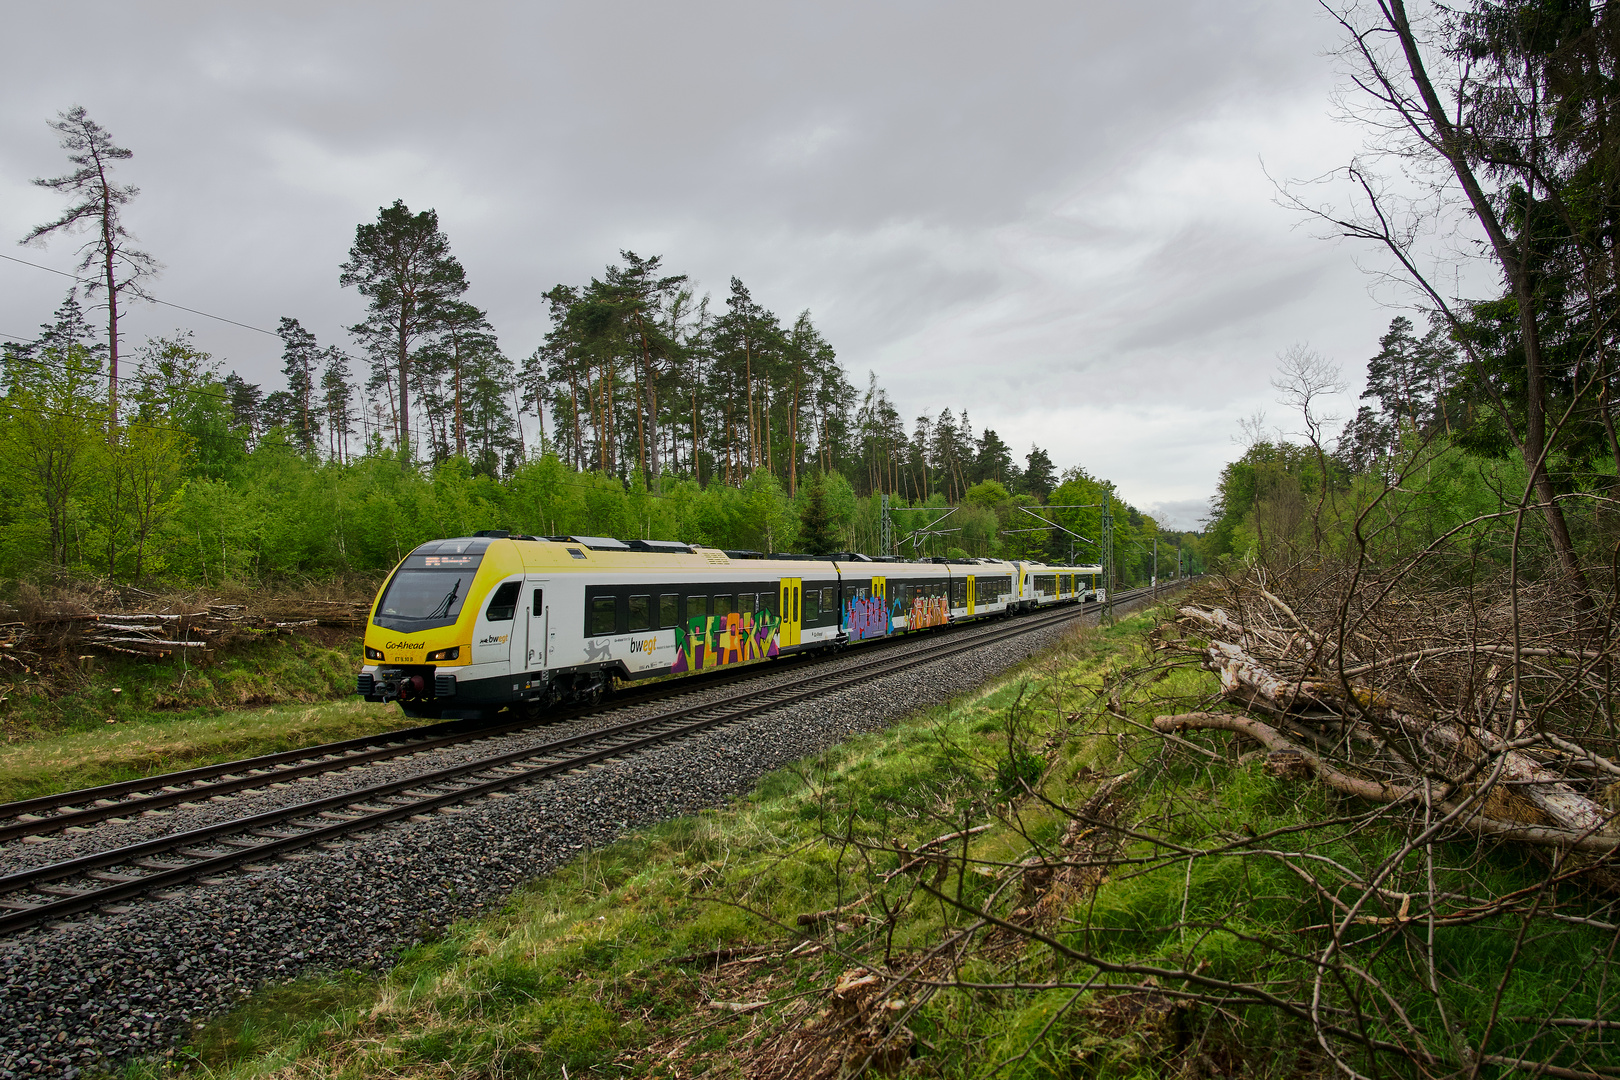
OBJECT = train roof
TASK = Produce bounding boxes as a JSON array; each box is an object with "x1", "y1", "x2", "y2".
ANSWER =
[{"x1": 411, "y1": 533, "x2": 1027, "y2": 574}]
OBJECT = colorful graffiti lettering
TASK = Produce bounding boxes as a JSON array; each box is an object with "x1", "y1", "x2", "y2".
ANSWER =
[
  {"x1": 670, "y1": 610, "x2": 780, "y2": 674},
  {"x1": 907, "y1": 595, "x2": 949, "y2": 629},
  {"x1": 845, "y1": 594, "x2": 889, "y2": 641}
]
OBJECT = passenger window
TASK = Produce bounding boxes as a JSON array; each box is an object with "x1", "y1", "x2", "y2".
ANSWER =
[
  {"x1": 737, "y1": 592, "x2": 756, "y2": 614},
  {"x1": 628, "y1": 594, "x2": 652, "y2": 632},
  {"x1": 687, "y1": 595, "x2": 708, "y2": 619},
  {"x1": 804, "y1": 588, "x2": 820, "y2": 622},
  {"x1": 588, "y1": 595, "x2": 617, "y2": 636},
  {"x1": 759, "y1": 591, "x2": 778, "y2": 617},
  {"x1": 714, "y1": 594, "x2": 734, "y2": 617},
  {"x1": 821, "y1": 587, "x2": 837, "y2": 614},
  {"x1": 486, "y1": 581, "x2": 521, "y2": 622},
  {"x1": 659, "y1": 594, "x2": 680, "y2": 629}
]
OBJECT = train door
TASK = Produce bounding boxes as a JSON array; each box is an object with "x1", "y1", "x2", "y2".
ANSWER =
[
  {"x1": 473, "y1": 579, "x2": 523, "y2": 666},
  {"x1": 872, "y1": 576, "x2": 886, "y2": 634},
  {"x1": 524, "y1": 582, "x2": 546, "y2": 671},
  {"x1": 966, "y1": 575, "x2": 976, "y2": 617},
  {"x1": 779, "y1": 577, "x2": 802, "y2": 647}
]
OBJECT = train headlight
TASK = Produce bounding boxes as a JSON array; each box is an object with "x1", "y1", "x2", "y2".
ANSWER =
[
  {"x1": 365, "y1": 645, "x2": 384, "y2": 661},
  {"x1": 428, "y1": 646, "x2": 461, "y2": 662}
]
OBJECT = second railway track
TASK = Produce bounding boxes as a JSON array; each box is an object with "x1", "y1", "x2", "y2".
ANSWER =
[{"x1": 0, "y1": 589, "x2": 1155, "y2": 936}]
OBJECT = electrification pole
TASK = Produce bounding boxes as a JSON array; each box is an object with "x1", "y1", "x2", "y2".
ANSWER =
[{"x1": 1101, "y1": 496, "x2": 1115, "y2": 625}]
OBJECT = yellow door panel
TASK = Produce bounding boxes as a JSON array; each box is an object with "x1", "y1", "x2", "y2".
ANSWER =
[{"x1": 779, "y1": 577, "x2": 802, "y2": 647}]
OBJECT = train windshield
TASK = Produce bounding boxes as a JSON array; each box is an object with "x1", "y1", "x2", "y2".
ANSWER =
[
  {"x1": 376, "y1": 570, "x2": 473, "y2": 628},
  {"x1": 372, "y1": 538, "x2": 493, "y2": 631}
]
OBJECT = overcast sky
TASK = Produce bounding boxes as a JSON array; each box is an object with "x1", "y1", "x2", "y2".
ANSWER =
[{"x1": 0, "y1": 1, "x2": 1428, "y2": 529}]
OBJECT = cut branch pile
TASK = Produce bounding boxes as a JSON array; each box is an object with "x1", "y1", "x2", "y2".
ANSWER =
[
  {"x1": 1162, "y1": 571, "x2": 1620, "y2": 866},
  {"x1": 0, "y1": 595, "x2": 368, "y2": 665}
]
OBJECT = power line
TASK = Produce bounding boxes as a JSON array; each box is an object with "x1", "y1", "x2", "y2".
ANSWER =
[{"x1": 0, "y1": 252, "x2": 280, "y2": 338}]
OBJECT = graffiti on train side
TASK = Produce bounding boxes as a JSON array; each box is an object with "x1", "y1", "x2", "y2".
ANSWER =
[
  {"x1": 670, "y1": 611, "x2": 780, "y2": 674},
  {"x1": 845, "y1": 594, "x2": 889, "y2": 641},
  {"x1": 906, "y1": 595, "x2": 949, "y2": 629}
]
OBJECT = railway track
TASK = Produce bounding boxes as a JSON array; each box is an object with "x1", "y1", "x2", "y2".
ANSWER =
[
  {"x1": 0, "y1": 588, "x2": 1157, "y2": 935},
  {"x1": 0, "y1": 657, "x2": 802, "y2": 846},
  {"x1": 0, "y1": 594, "x2": 1133, "y2": 844}
]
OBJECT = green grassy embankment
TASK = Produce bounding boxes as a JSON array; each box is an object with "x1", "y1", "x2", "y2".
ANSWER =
[
  {"x1": 0, "y1": 634, "x2": 404, "y2": 803},
  {"x1": 111, "y1": 603, "x2": 1618, "y2": 1079}
]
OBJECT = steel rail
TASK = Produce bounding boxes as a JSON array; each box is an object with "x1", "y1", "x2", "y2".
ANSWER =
[
  {"x1": 0, "y1": 594, "x2": 1124, "y2": 842},
  {"x1": 0, "y1": 637, "x2": 856, "y2": 831},
  {"x1": 0, "y1": 592, "x2": 1155, "y2": 936}
]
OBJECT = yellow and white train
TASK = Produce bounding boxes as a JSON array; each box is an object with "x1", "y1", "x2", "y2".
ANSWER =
[{"x1": 357, "y1": 531, "x2": 1103, "y2": 719}]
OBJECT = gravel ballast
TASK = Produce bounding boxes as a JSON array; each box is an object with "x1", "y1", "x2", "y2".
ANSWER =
[{"x1": 0, "y1": 597, "x2": 1154, "y2": 1077}]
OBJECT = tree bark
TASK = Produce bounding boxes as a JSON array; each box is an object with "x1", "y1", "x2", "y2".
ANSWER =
[{"x1": 1384, "y1": 0, "x2": 1590, "y2": 599}]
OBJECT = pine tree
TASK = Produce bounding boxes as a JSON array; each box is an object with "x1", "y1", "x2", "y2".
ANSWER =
[
  {"x1": 321, "y1": 348, "x2": 355, "y2": 463},
  {"x1": 798, "y1": 471, "x2": 839, "y2": 554},
  {"x1": 222, "y1": 374, "x2": 263, "y2": 439},
  {"x1": 1023, "y1": 446, "x2": 1056, "y2": 500},
  {"x1": 22, "y1": 106, "x2": 158, "y2": 431},
  {"x1": 276, "y1": 317, "x2": 322, "y2": 453},
  {"x1": 2, "y1": 291, "x2": 105, "y2": 391},
  {"x1": 339, "y1": 200, "x2": 468, "y2": 465}
]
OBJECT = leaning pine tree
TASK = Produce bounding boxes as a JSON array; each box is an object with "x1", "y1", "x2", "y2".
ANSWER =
[{"x1": 22, "y1": 106, "x2": 158, "y2": 433}]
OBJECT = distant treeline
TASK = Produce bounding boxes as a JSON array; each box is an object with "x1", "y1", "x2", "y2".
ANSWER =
[{"x1": 0, "y1": 291, "x2": 1198, "y2": 587}]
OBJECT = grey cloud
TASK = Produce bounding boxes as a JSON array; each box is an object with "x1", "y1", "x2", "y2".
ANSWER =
[{"x1": 0, "y1": 0, "x2": 1391, "y2": 518}]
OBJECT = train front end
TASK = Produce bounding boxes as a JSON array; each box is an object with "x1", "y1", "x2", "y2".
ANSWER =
[{"x1": 357, "y1": 535, "x2": 510, "y2": 719}]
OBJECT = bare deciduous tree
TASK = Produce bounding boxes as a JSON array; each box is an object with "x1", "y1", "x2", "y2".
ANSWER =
[{"x1": 1282, "y1": 1, "x2": 1604, "y2": 603}]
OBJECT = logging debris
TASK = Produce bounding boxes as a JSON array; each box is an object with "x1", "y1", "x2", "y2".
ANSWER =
[{"x1": 1159, "y1": 573, "x2": 1620, "y2": 873}]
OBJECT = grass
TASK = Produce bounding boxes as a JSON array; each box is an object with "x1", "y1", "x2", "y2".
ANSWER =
[
  {"x1": 102, "y1": 605, "x2": 1620, "y2": 1079},
  {"x1": 0, "y1": 634, "x2": 409, "y2": 802}
]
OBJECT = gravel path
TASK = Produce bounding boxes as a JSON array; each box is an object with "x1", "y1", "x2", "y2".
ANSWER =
[{"x1": 0, "y1": 598, "x2": 1151, "y2": 1077}]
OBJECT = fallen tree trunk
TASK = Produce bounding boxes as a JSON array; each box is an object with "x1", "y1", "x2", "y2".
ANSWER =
[{"x1": 1152, "y1": 712, "x2": 1619, "y2": 853}]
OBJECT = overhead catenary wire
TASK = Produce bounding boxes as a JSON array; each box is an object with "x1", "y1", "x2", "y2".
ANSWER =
[
  {"x1": 5, "y1": 259, "x2": 830, "y2": 509},
  {"x1": 0, "y1": 251, "x2": 280, "y2": 338}
]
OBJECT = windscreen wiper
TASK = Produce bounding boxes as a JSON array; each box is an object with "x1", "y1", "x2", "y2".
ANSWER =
[{"x1": 427, "y1": 579, "x2": 461, "y2": 620}]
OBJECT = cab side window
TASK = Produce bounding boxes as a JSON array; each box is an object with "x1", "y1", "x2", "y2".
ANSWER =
[{"x1": 486, "y1": 581, "x2": 521, "y2": 622}]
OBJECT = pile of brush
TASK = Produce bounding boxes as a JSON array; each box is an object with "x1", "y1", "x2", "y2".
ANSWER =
[
  {"x1": 0, "y1": 593, "x2": 369, "y2": 667},
  {"x1": 1159, "y1": 570, "x2": 1620, "y2": 873}
]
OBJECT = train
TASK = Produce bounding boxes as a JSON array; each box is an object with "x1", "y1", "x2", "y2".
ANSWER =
[{"x1": 356, "y1": 531, "x2": 1106, "y2": 720}]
